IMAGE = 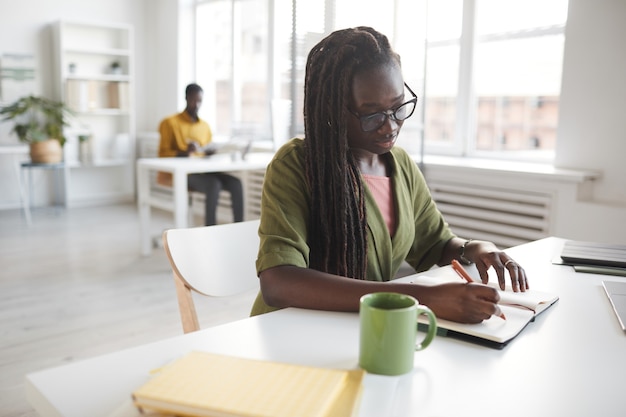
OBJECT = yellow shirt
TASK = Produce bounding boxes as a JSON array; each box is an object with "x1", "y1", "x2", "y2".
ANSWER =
[
  {"x1": 158, "y1": 111, "x2": 212, "y2": 157},
  {"x1": 157, "y1": 111, "x2": 213, "y2": 185}
]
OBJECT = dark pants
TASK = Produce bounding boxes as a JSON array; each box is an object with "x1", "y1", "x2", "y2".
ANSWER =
[{"x1": 187, "y1": 173, "x2": 244, "y2": 226}]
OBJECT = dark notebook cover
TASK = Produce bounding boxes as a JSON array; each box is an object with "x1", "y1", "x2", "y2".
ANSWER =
[{"x1": 560, "y1": 240, "x2": 626, "y2": 269}]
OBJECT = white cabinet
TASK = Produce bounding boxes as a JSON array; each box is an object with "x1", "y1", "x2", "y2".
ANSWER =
[{"x1": 53, "y1": 20, "x2": 135, "y2": 206}]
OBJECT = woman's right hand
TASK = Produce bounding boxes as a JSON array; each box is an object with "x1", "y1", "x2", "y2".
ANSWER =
[{"x1": 419, "y1": 282, "x2": 503, "y2": 324}]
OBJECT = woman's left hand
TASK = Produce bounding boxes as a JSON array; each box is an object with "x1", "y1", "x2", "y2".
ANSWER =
[{"x1": 469, "y1": 241, "x2": 530, "y2": 292}]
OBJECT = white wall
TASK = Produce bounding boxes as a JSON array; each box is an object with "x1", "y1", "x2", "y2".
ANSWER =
[
  {"x1": 0, "y1": 0, "x2": 156, "y2": 208},
  {"x1": 557, "y1": 0, "x2": 626, "y2": 204},
  {"x1": 0, "y1": 0, "x2": 183, "y2": 208},
  {"x1": 0, "y1": 0, "x2": 193, "y2": 139},
  {"x1": 143, "y1": 0, "x2": 181, "y2": 129},
  {"x1": 0, "y1": 0, "x2": 150, "y2": 119},
  {"x1": 553, "y1": 0, "x2": 626, "y2": 242}
]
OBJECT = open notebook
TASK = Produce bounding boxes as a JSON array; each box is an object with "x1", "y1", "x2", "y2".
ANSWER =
[{"x1": 406, "y1": 274, "x2": 559, "y2": 349}]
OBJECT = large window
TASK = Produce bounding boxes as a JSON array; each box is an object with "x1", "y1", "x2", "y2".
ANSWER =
[
  {"x1": 196, "y1": 0, "x2": 269, "y2": 142},
  {"x1": 195, "y1": 0, "x2": 568, "y2": 161},
  {"x1": 425, "y1": 0, "x2": 568, "y2": 160}
]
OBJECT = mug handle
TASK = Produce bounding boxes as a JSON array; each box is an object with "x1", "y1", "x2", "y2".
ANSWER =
[{"x1": 415, "y1": 306, "x2": 437, "y2": 351}]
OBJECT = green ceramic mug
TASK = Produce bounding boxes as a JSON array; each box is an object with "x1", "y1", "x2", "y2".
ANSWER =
[{"x1": 359, "y1": 292, "x2": 437, "y2": 375}]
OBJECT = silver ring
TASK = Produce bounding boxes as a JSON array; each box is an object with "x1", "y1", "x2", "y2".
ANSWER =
[{"x1": 504, "y1": 259, "x2": 515, "y2": 267}]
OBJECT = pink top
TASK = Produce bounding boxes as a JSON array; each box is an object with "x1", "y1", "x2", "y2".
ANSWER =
[{"x1": 362, "y1": 174, "x2": 396, "y2": 236}]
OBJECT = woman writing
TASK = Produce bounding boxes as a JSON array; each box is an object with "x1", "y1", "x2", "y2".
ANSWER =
[{"x1": 251, "y1": 26, "x2": 528, "y2": 323}]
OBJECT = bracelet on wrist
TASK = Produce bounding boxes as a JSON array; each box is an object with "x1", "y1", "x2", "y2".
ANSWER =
[{"x1": 459, "y1": 239, "x2": 473, "y2": 265}]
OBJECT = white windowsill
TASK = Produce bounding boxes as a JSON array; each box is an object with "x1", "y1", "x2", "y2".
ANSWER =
[{"x1": 412, "y1": 154, "x2": 601, "y2": 184}]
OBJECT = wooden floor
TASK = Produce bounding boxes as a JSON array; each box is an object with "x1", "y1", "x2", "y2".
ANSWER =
[{"x1": 0, "y1": 203, "x2": 258, "y2": 417}]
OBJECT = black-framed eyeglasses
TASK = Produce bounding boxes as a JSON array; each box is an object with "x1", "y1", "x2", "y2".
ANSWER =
[{"x1": 349, "y1": 83, "x2": 418, "y2": 132}]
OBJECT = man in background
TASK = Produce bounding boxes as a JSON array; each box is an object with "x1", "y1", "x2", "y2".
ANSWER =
[{"x1": 158, "y1": 83, "x2": 244, "y2": 225}]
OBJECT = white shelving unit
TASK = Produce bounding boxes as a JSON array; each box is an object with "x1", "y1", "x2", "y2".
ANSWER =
[{"x1": 52, "y1": 20, "x2": 135, "y2": 206}]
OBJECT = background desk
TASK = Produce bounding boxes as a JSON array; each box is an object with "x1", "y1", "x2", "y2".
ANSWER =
[
  {"x1": 136, "y1": 153, "x2": 273, "y2": 255},
  {"x1": 25, "y1": 238, "x2": 626, "y2": 417}
]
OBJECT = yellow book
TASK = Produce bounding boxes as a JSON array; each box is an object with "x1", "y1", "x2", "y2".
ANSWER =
[{"x1": 132, "y1": 351, "x2": 364, "y2": 417}]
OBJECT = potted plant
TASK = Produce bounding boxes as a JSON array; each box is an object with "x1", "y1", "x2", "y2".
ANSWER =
[
  {"x1": 0, "y1": 95, "x2": 72, "y2": 163},
  {"x1": 110, "y1": 61, "x2": 122, "y2": 75}
]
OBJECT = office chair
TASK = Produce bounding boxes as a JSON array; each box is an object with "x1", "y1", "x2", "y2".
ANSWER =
[{"x1": 162, "y1": 219, "x2": 261, "y2": 333}]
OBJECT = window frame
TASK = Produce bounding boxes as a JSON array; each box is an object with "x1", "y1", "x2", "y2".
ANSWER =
[
  {"x1": 423, "y1": 0, "x2": 566, "y2": 162},
  {"x1": 194, "y1": 0, "x2": 566, "y2": 162}
]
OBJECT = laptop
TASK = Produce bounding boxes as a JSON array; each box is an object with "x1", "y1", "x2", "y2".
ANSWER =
[
  {"x1": 560, "y1": 240, "x2": 626, "y2": 269},
  {"x1": 602, "y1": 281, "x2": 626, "y2": 332}
]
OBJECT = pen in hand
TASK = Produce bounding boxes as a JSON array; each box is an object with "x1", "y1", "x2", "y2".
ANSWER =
[{"x1": 451, "y1": 259, "x2": 507, "y2": 321}]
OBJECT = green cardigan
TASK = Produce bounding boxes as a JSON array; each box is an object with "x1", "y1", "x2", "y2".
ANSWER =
[{"x1": 251, "y1": 138, "x2": 454, "y2": 316}]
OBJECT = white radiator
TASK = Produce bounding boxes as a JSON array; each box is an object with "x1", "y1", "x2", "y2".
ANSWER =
[
  {"x1": 244, "y1": 169, "x2": 266, "y2": 219},
  {"x1": 428, "y1": 180, "x2": 552, "y2": 249}
]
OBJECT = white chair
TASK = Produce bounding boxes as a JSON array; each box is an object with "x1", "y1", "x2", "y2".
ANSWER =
[{"x1": 162, "y1": 219, "x2": 261, "y2": 333}]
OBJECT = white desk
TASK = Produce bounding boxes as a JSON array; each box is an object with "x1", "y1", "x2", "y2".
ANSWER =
[
  {"x1": 136, "y1": 152, "x2": 274, "y2": 255},
  {"x1": 25, "y1": 238, "x2": 626, "y2": 417}
]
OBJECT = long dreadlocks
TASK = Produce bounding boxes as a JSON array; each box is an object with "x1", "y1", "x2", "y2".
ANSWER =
[{"x1": 303, "y1": 27, "x2": 401, "y2": 280}]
